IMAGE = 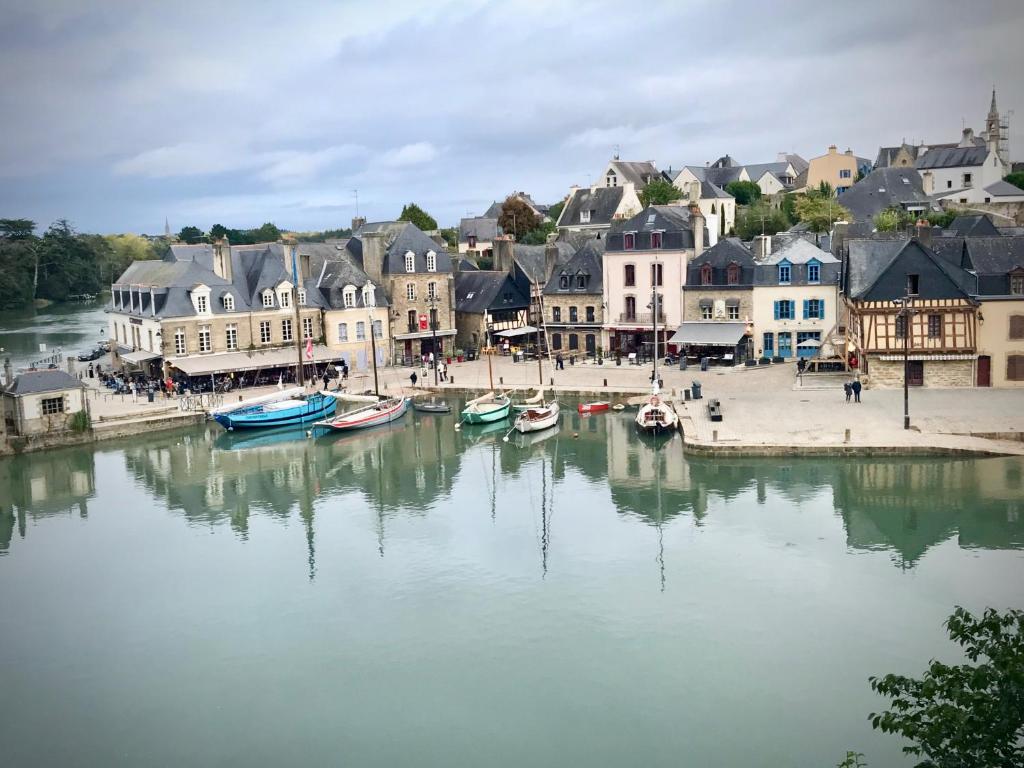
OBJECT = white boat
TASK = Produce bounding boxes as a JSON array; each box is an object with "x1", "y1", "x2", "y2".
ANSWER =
[
  {"x1": 514, "y1": 401, "x2": 560, "y2": 433},
  {"x1": 310, "y1": 396, "x2": 410, "y2": 435},
  {"x1": 635, "y1": 387, "x2": 678, "y2": 433}
]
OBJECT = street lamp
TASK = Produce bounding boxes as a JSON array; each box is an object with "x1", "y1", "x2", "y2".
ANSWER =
[
  {"x1": 427, "y1": 292, "x2": 439, "y2": 386},
  {"x1": 891, "y1": 289, "x2": 916, "y2": 430}
]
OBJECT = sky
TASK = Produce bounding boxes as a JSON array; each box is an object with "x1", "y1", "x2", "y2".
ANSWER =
[{"x1": 1, "y1": 0, "x2": 1022, "y2": 235}]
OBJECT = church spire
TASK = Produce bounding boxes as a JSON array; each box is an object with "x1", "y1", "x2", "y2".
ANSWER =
[
  {"x1": 989, "y1": 87, "x2": 999, "y2": 120},
  {"x1": 164, "y1": 216, "x2": 170, "y2": 237}
]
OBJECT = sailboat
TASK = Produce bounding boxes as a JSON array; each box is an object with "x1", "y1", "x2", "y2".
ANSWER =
[
  {"x1": 635, "y1": 278, "x2": 679, "y2": 434},
  {"x1": 513, "y1": 401, "x2": 560, "y2": 433},
  {"x1": 211, "y1": 387, "x2": 337, "y2": 430},
  {"x1": 460, "y1": 391, "x2": 512, "y2": 424}
]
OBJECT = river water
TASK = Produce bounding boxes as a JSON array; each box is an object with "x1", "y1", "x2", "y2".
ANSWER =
[
  {"x1": 0, "y1": 297, "x2": 109, "y2": 370},
  {"x1": 1, "y1": 406, "x2": 1022, "y2": 767}
]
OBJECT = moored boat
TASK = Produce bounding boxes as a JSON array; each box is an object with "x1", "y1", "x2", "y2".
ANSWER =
[
  {"x1": 578, "y1": 401, "x2": 610, "y2": 414},
  {"x1": 513, "y1": 401, "x2": 560, "y2": 433},
  {"x1": 460, "y1": 392, "x2": 512, "y2": 424},
  {"x1": 310, "y1": 396, "x2": 410, "y2": 435},
  {"x1": 212, "y1": 389, "x2": 337, "y2": 430},
  {"x1": 412, "y1": 400, "x2": 451, "y2": 414},
  {"x1": 634, "y1": 388, "x2": 678, "y2": 434}
]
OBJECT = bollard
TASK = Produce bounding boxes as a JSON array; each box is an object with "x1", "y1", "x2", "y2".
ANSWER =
[
  {"x1": 450, "y1": 376, "x2": 454, "y2": 385},
  {"x1": 500, "y1": 377, "x2": 503, "y2": 385},
  {"x1": 603, "y1": 378, "x2": 607, "y2": 387},
  {"x1": 713, "y1": 430, "x2": 718, "y2": 442},
  {"x1": 844, "y1": 428, "x2": 851, "y2": 443},
  {"x1": 549, "y1": 378, "x2": 554, "y2": 386},
  {"x1": 684, "y1": 390, "x2": 691, "y2": 401}
]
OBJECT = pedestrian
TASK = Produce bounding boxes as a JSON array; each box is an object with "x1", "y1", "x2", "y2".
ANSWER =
[
  {"x1": 410, "y1": 370, "x2": 418, "y2": 388},
  {"x1": 852, "y1": 378, "x2": 862, "y2": 403},
  {"x1": 844, "y1": 381, "x2": 852, "y2": 403},
  {"x1": 556, "y1": 352, "x2": 564, "y2": 370},
  {"x1": 322, "y1": 369, "x2": 330, "y2": 391},
  {"x1": 428, "y1": 351, "x2": 434, "y2": 369},
  {"x1": 439, "y1": 361, "x2": 446, "y2": 382}
]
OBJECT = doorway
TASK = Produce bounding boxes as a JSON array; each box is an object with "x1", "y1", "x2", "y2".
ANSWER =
[
  {"x1": 908, "y1": 361, "x2": 924, "y2": 387},
  {"x1": 977, "y1": 355, "x2": 991, "y2": 387}
]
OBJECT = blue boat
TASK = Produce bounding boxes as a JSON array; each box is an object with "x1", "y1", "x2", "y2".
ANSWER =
[{"x1": 212, "y1": 390, "x2": 337, "y2": 430}]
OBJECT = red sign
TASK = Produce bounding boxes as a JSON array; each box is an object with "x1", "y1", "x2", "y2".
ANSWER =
[{"x1": 419, "y1": 313, "x2": 429, "y2": 331}]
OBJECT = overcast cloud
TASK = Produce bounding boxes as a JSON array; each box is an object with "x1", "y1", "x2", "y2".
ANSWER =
[{"x1": 1, "y1": 0, "x2": 1022, "y2": 234}]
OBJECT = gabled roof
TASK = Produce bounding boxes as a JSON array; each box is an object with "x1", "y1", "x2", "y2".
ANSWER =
[
  {"x1": 837, "y1": 167, "x2": 937, "y2": 222},
  {"x1": 4, "y1": 369, "x2": 85, "y2": 396},
  {"x1": 761, "y1": 237, "x2": 839, "y2": 266},
  {"x1": 690, "y1": 238, "x2": 756, "y2": 268},
  {"x1": 844, "y1": 238, "x2": 974, "y2": 300},
  {"x1": 744, "y1": 162, "x2": 794, "y2": 181},
  {"x1": 962, "y1": 236, "x2": 1024, "y2": 275},
  {"x1": 558, "y1": 186, "x2": 624, "y2": 228},
  {"x1": 611, "y1": 205, "x2": 693, "y2": 234},
  {"x1": 375, "y1": 222, "x2": 452, "y2": 275},
  {"x1": 512, "y1": 241, "x2": 576, "y2": 284},
  {"x1": 916, "y1": 145, "x2": 989, "y2": 169},
  {"x1": 984, "y1": 179, "x2": 1024, "y2": 197},
  {"x1": 700, "y1": 180, "x2": 733, "y2": 199},
  {"x1": 454, "y1": 271, "x2": 529, "y2": 314},
  {"x1": 607, "y1": 160, "x2": 659, "y2": 188},
  {"x1": 543, "y1": 240, "x2": 604, "y2": 295},
  {"x1": 949, "y1": 214, "x2": 1001, "y2": 237},
  {"x1": 784, "y1": 154, "x2": 809, "y2": 174},
  {"x1": 459, "y1": 216, "x2": 499, "y2": 242}
]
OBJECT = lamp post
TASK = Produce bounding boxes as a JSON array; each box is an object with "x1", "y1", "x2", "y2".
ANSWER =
[
  {"x1": 892, "y1": 290, "x2": 915, "y2": 430},
  {"x1": 427, "y1": 292, "x2": 439, "y2": 386}
]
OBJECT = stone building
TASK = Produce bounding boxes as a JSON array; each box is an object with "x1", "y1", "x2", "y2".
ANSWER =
[
  {"x1": 453, "y1": 270, "x2": 530, "y2": 352},
  {"x1": 542, "y1": 240, "x2": 605, "y2": 357},
  {"x1": 2, "y1": 370, "x2": 88, "y2": 436}
]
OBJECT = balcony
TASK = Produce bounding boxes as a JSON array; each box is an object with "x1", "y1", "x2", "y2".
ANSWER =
[{"x1": 617, "y1": 312, "x2": 665, "y2": 325}]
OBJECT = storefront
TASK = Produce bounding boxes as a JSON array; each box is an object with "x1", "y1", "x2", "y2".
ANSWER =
[{"x1": 668, "y1": 322, "x2": 753, "y2": 366}]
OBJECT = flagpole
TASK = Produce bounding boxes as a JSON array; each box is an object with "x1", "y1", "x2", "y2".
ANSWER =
[{"x1": 286, "y1": 238, "x2": 305, "y2": 388}]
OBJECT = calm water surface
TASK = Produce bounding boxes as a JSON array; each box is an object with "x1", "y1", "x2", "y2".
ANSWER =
[
  {"x1": 0, "y1": 297, "x2": 109, "y2": 369},
  {"x1": 1, "y1": 409, "x2": 1022, "y2": 767}
]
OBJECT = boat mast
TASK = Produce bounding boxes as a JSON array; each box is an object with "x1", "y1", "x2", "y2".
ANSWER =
[
  {"x1": 287, "y1": 238, "x2": 305, "y2": 387},
  {"x1": 652, "y1": 275, "x2": 659, "y2": 390},
  {"x1": 487, "y1": 348, "x2": 494, "y2": 390},
  {"x1": 366, "y1": 282, "x2": 380, "y2": 398}
]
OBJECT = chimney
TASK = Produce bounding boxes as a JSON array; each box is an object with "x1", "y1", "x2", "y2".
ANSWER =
[
  {"x1": 3, "y1": 358, "x2": 12, "y2": 387},
  {"x1": 688, "y1": 202, "x2": 705, "y2": 258},
  {"x1": 544, "y1": 241, "x2": 559, "y2": 283},
  {"x1": 361, "y1": 231, "x2": 386, "y2": 287},
  {"x1": 753, "y1": 234, "x2": 772, "y2": 260},
  {"x1": 958, "y1": 127, "x2": 975, "y2": 148},
  {"x1": 351, "y1": 216, "x2": 366, "y2": 233},
  {"x1": 688, "y1": 180, "x2": 701, "y2": 203},
  {"x1": 844, "y1": 148, "x2": 853, "y2": 156},
  {"x1": 921, "y1": 170, "x2": 934, "y2": 196},
  {"x1": 914, "y1": 219, "x2": 932, "y2": 246},
  {"x1": 831, "y1": 222, "x2": 848, "y2": 258},
  {"x1": 280, "y1": 236, "x2": 298, "y2": 281},
  {"x1": 213, "y1": 236, "x2": 232, "y2": 281},
  {"x1": 493, "y1": 235, "x2": 514, "y2": 274},
  {"x1": 827, "y1": 144, "x2": 837, "y2": 154},
  {"x1": 777, "y1": 151, "x2": 788, "y2": 163}
]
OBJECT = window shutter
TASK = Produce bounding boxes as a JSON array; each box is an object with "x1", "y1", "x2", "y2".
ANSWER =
[
  {"x1": 819, "y1": 299, "x2": 825, "y2": 319},
  {"x1": 802, "y1": 299, "x2": 809, "y2": 319},
  {"x1": 774, "y1": 301, "x2": 780, "y2": 320},
  {"x1": 1010, "y1": 315, "x2": 1024, "y2": 340}
]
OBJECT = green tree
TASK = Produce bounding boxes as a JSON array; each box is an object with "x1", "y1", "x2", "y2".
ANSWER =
[
  {"x1": 781, "y1": 193, "x2": 799, "y2": 225},
  {"x1": 1005, "y1": 172, "x2": 1024, "y2": 190},
  {"x1": 0, "y1": 223, "x2": 37, "y2": 308},
  {"x1": 520, "y1": 220, "x2": 556, "y2": 245},
  {"x1": 398, "y1": 203, "x2": 438, "y2": 231},
  {"x1": 734, "y1": 202, "x2": 790, "y2": 240},
  {"x1": 0, "y1": 218, "x2": 36, "y2": 239},
  {"x1": 816, "y1": 180, "x2": 835, "y2": 198},
  {"x1": 439, "y1": 227, "x2": 458, "y2": 249},
  {"x1": 869, "y1": 606, "x2": 1024, "y2": 767},
  {"x1": 498, "y1": 196, "x2": 540, "y2": 241},
  {"x1": 209, "y1": 223, "x2": 229, "y2": 240},
  {"x1": 547, "y1": 199, "x2": 565, "y2": 224},
  {"x1": 178, "y1": 225, "x2": 205, "y2": 243},
  {"x1": 251, "y1": 222, "x2": 281, "y2": 242},
  {"x1": 639, "y1": 178, "x2": 683, "y2": 207},
  {"x1": 724, "y1": 180, "x2": 761, "y2": 206},
  {"x1": 873, "y1": 207, "x2": 906, "y2": 232},
  {"x1": 795, "y1": 193, "x2": 850, "y2": 234},
  {"x1": 926, "y1": 209, "x2": 960, "y2": 229}
]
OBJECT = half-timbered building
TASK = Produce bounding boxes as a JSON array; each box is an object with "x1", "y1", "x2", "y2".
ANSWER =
[{"x1": 842, "y1": 237, "x2": 978, "y2": 387}]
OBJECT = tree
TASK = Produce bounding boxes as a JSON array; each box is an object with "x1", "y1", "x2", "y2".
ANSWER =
[
  {"x1": 547, "y1": 199, "x2": 566, "y2": 224},
  {"x1": 869, "y1": 606, "x2": 1024, "y2": 767},
  {"x1": 520, "y1": 220, "x2": 556, "y2": 245},
  {"x1": 439, "y1": 227, "x2": 458, "y2": 249},
  {"x1": 734, "y1": 202, "x2": 790, "y2": 240},
  {"x1": 780, "y1": 193, "x2": 799, "y2": 226},
  {"x1": 873, "y1": 207, "x2": 905, "y2": 232},
  {"x1": 0, "y1": 218, "x2": 36, "y2": 239},
  {"x1": 251, "y1": 222, "x2": 281, "y2": 242},
  {"x1": 209, "y1": 223, "x2": 229, "y2": 240},
  {"x1": 639, "y1": 178, "x2": 683, "y2": 207},
  {"x1": 178, "y1": 225, "x2": 205, "y2": 243},
  {"x1": 398, "y1": 203, "x2": 438, "y2": 231},
  {"x1": 1005, "y1": 172, "x2": 1024, "y2": 190},
  {"x1": 498, "y1": 196, "x2": 539, "y2": 241},
  {"x1": 794, "y1": 192, "x2": 850, "y2": 234},
  {"x1": 725, "y1": 180, "x2": 762, "y2": 206}
]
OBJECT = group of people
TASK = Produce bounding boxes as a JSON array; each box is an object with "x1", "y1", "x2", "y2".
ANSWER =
[
  {"x1": 321, "y1": 361, "x2": 349, "y2": 391},
  {"x1": 844, "y1": 379, "x2": 863, "y2": 403},
  {"x1": 409, "y1": 352, "x2": 448, "y2": 387}
]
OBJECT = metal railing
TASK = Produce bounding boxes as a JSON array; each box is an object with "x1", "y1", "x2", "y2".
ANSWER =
[{"x1": 616, "y1": 312, "x2": 665, "y2": 324}]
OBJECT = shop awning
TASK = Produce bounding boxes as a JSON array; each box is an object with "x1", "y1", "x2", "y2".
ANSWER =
[
  {"x1": 392, "y1": 329, "x2": 458, "y2": 341},
  {"x1": 495, "y1": 326, "x2": 538, "y2": 338},
  {"x1": 169, "y1": 345, "x2": 344, "y2": 377},
  {"x1": 121, "y1": 349, "x2": 162, "y2": 365},
  {"x1": 669, "y1": 322, "x2": 748, "y2": 347},
  {"x1": 797, "y1": 338, "x2": 821, "y2": 348}
]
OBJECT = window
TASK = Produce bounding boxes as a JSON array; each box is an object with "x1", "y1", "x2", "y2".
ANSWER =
[
  {"x1": 778, "y1": 263, "x2": 791, "y2": 284},
  {"x1": 624, "y1": 264, "x2": 635, "y2": 287},
  {"x1": 586, "y1": 306, "x2": 595, "y2": 322},
  {"x1": 427, "y1": 282, "x2": 437, "y2": 301},
  {"x1": 568, "y1": 334, "x2": 579, "y2": 350},
  {"x1": 728, "y1": 304, "x2": 740, "y2": 320},
  {"x1": 223, "y1": 294, "x2": 234, "y2": 311},
  {"x1": 895, "y1": 315, "x2": 907, "y2": 338},
  {"x1": 298, "y1": 289, "x2": 306, "y2": 305},
  {"x1": 407, "y1": 309, "x2": 417, "y2": 330},
  {"x1": 839, "y1": 169, "x2": 851, "y2": 179},
  {"x1": 356, "y1": 321, "x2": 366, "y2": 340},
  {"x1": 174, "y1": 327, "x2": 186, "y2": 355},
  {"x1": 963, "y1": 173, "x2": 972, "y2": 185},
  {"x1": 302, "y1": 316, "x2": 314, "y2": 340},
  {"x1": 907, "y1": 274, "x2": 919, "y2": 295},
  {"x1": 405, "y1": 251, "x2": 415, "y2": 273},
  {"x1": 569, "y1": 306, "x2": 578, "y2": 322},
  {"x1": 225, "y1": 324, "x2": 238, "y2": 351},
  {"x1": 343, "y1": 286, "x2": 356, "y2": 308},
  {"x1": 195, "y1": 294, "x2": 208, "y2": 314},
  {"x1": 281, "y1": 318, "x2": 293, "y2": 342},
  {"x1": 552, "y1": 306, "x2": 561, "y2": 322},
  {"x1": 259, "y1": 320, "x2": 272, "y2": 344},
  {"x1": 558, "y1": 274, "x2": 569, "y2": 290},
  {"x1": 1009, "y1": 315, "x2": 1024, "y2": 340},
  {"x1": 700, "y1": 263, "x2": 713, "y2": 285},
  {"x1": 775, "y1": 300, "x2": 794, "y2": 320},
  {"x1": 624, "y1": 296, "x2": 636, "y2": 320},
  {"x1": 429, "y1": 308, "x2": 438, "y2": 330},
  {"x1": 623, "y1": 233, "x2": 635, "y2": 250},
  {"x1": 362, "y1": 284, "x2": 375, "y2": 307},
  {"x1": 763, "y1": 332, "x2": 774, "y2": 356},
  {"x1": 701, "y1": 305, "x2": 712, "y2": 320},
  {"x1": 1010, "y1": 274, "x2": 1024, "y2": 295},
  {"x1": 373, "y1": 320, "x2": 382, "y2": 338},
  {"x1": 338, "y1": 322, "x2": 349, "y2": 342},
  {"x1": 279, "y1": 290, "x2": 291, "y2": 308},
  {"x1": 580, "y1": 210, "x2": 591, "y2": 224},
  {"x1": 946, "y1": 180, "x2": 953, "y2": 189},
  {"x1": 807, "y1": 261, "x2": 820, "y2": 283},
  {"x1": 551, "y1": 333, "x2": 562, "y2": 350},
  {"x1": 426, "y1": 251, "x2": 437, "y2": 272},
  {"x1": 727, "y1": 263, "x2": 740, "y2": 285},
  {"x1": 1008, "y1": 355, "x2": 1024, "y2": 382},
  {"x1": 651, "y1": 263, "x2": 663, "y2": 286},
  {"x1": 804, "y1": 299, "x2": 823, "y2": 320},
  {"x1": 927, "y1": 314, "x2": 941, "y2": 339},
  {"x1": 606, "y1": 171, "x2": 617, "y2": 187},
  {"x1": 406, "y1": 283, "x2": 416, "y2": 300},
  {"x1": 198, "y1": 325, "x2": 211, "y2": 353},
  {"x1": 650, "y1": 231, "x2": 663, "y2": 249},
  {"x1": 576, "y1": 274, "x2": 586, "y2": 289},
  {"x1": 41, "y1": 396, "x2": 64, "y2": 416},
  {"x1": 262, "y1": 291, "x2": 274, "y2": 308}
]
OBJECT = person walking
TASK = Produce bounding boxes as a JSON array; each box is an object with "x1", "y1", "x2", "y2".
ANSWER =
[
  {"x1": 844, "y1": 381, "x2": 852, "y2": 403},
  {"x1": 556, "y1": 352, "x2": 564, "y2": 371},
  {"x1": 410, "y1": 370, "x2": 418, "y2": 388},
  {"x1": 852, "y1": 378, "x2": 862, "y2": 403},
  {"x1": 439, "y1": 361, "x2": 447, "y2": 382}
]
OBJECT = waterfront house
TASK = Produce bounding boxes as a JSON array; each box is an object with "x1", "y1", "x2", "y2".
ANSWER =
[
  {"x1": 556, "y1": 184, "x2": 642, "y2": 237},
  {"x1": 603, "y1": 204, "x2": 706, "y2": 358},
  {"x1": 841, "y1": 233, "x2": 978, "y2": 387},
  {"x1": 453, "y1": 270, "x2": 530, "y2": 353},
  {"x1": 542, "y1": 240, "x2": 605, "y2": 357},
  {"x1": 458, "y1": 216, "x2": 499, "y2": 262},
  {"x1": 751, "y1": 238, "x2": 840, "y2": 360},
  {"x1": 492, "y1": 236, "x2": 576, "y2": 332},
  {"x1": 2, "y1": 370, "x2": 87, "y2": 437}
]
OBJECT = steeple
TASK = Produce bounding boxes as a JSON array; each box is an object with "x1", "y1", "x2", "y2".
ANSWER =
[
  {"x1": 164, "y1": 217, "x2": 170, "y2": 237},
  {"x1": 988, "y1": 87, "x2": 999, "y2": 120}
]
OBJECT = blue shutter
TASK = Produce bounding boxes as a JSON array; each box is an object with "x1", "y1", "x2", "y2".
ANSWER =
[
  {"x1": 802, "y1": 299, "x2": 809, "y2": 319},
  {"x1": 774, "y1": 301, "x2": 780, "y2": 320},
  {"x1": 819, "y1": 299, "x2": 825, "y2": 319}
]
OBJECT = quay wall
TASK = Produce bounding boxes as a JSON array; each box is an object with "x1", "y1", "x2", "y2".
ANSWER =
[{"x1": 1, "y1": 412, "x2": 205, "y2": 455}]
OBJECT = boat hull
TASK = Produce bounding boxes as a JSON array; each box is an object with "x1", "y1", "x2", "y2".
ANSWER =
[
  {"x1": 460, "y1": 398, "x2": 511, "y2": 424},
  {"x1": 214, "y1": 393, "x2": 336, "y2": 430},
  {"x1": 635, "y1": 400, "x2": 678, "y2": 434},
  {"x1": 413, "y1": 402, "x2": 451, "y2": 414},
  {"x1": 514, "y1": 403, "x2": 560, "y2": 433},
  {"x1": 313, "y1": 397, "x2": 410, "y2": 433},
  {"x1": 578, "y1": 402, "x2": 610, "y2": 414}
]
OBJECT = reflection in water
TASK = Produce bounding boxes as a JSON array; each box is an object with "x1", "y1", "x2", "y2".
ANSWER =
[{"x1": 2, "y1": 404, "x2": 1023, "y2": 573}]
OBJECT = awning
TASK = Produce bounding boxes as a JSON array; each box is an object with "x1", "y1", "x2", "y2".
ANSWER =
[
  {"x1": 725, "y1": 297, "x2": 740, "y2": 307},
  {"x1": 169, "y1": 345, "x2": 344, "y2": 377},
  {"x1": 669, "y1": 322, "x2": 748, "y2": 347},
  {"x1": 392, "y1": 329, "x2": 458, "y2": 341},
  {"x1": 121, "y1": 349, "x2": 161, "y2": 365},
  {"x1": 797, "y1": 338, "x2": 821, "y2": 348},
  {"x1": 495, "y1": 326, "x2": 538, "y2": 338}
]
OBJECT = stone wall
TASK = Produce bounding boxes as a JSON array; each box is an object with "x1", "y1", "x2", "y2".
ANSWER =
[
  {"x1": 386, "y1": 273, "x2": 455, "y2": 355},
  {"x1": 544, "y1": 294, "x2": 603, "y2": 326},
  {"x1": 162, "y1": 308, "x2": 324, "y2": 358},
  {"x1": 866, "y1": 357, "x2": 974, "y2": 388},
  {"x1": 682, "y1": 288, "x2": 753, "y2": 323}
]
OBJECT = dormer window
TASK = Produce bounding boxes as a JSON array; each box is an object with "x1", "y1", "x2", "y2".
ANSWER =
[
  {"x1": 279, "y1": 290, "x2": 291, "y2": 308},
  {"x1": 700, "y1": 263, "x2": 713, "y2": 286},
  {"x1": 606, "y1": 171, "x2": 617, "y2": 188},
  {"x1": 363, "y1": 282, "x2": 376, "y2": 307},
  {"x1": 807, "y1": 260, "x2": 820, "y2": 284},
  {"x1": 196, "y1": 294, "x2": 208, "y2": 314},
  {"x1": 262, "y1": 290, "x2": 274, "y2": 308},
  {"x1": 468, "y1": 235, "x2": 477, "y2": 248},
  {"x1": 404, "y1": 251, "x2": 415, "y2": 273},
  {"x1": 298, "y1": 289, "x2": 307, "y2": 305},
  {"x1": 623, "y1": 232, "x2": 635, "y2": 250},
  {"x1": 727, "y1": 263, "x2": 740, "y2": 285},
  {"x1": 576, "y1": 273, "x2": 586, "y2": 289},
  {"x1": 223, "y1": 294, "x2": 235, "y2": 312},
  {"x1": 426, "y1": 251, "x2": 437, "y2": 272},
  {"x1": 342, "y1": 285, "x2": 356, "y2": 308},
  {"x1": 650, "y1": 231, "x2": 663, "y2": 249},
  {"x1": 559, "y1": 274, "x2": 569, "y2": 290},
  {"x1": 1010, "y1": 271, "x2": 1024, "y2": 295},
  {"x1": 778, "y1": 262, "x2": 791, "y2": 284},
  {"x1": 580, "y1": 210, "x2": 591, "y2": 224}
]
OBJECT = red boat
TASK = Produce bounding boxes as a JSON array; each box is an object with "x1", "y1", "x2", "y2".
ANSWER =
[{"x1": 578, "y1": 401, "x2": 610, "y2": 414}]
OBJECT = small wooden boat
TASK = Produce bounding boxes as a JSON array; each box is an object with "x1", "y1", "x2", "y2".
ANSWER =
[
  {"x1": 513, "y1": 401, "x2": 560, "y2": 434},
  {"x1": 413, "y1": 400, "x2": 451, "y2": 414},
  {"x1": 578, "y1": 401, "x2": 610, "y2": 414},
  {"x1": 212, "y1": 388, "x2": 337, "y2": 430},
  {"x1": 460, "y1": 392, "x2": 512, "y2": 424},
  {"x1": 635, "y1": 387, "x2": 678, "y2": 434},
  {"x1": 311, "y1": 396, "x2": 409, "y2": 435}
]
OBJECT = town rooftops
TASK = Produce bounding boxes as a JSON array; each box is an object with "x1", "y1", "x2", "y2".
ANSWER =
[
  {"x1": 606, "y1": 160, "x2": 660, "y2": 188},
  {"x1": 844, "y1": 238, "x2": 974, "y2": 300},
  {"x1": 916, "y1": 145, "x2": 990, "y2": 169},
  {"x1": 949, "y1": 214, "x2": 1001, "y2": 238},
  {"x1": 511, "y1": 241, "x2": 576, "y2": 284},
  {"x1": 558, "y1": 186, "x2": 625, "y2": 228},
  {"x1": 454, "y1": 271, "x2": 529, "y2": 314},
  {"x1": 836, "y1": 167, "x2": 937, "y2": 222},
  {"x1": 543, "y1": 240, "x2": 604, "y2": 295},
  {"x1": 459, "y1": 216, "x2": 499, "y2": 243},
  {"x1": 984, "y1": 179, "x2": 1024, "y2": 197},
  {"x1": 4, "y1": 369, "x2": 85, "y2": 396}
]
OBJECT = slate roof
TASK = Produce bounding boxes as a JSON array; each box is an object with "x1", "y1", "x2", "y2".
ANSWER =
[
  {"x1": 558, "y1": 186, "x2": 625, "y2": 228},
  {"x1": 454, "y1": 271, "x2": 530, "y2": 314},
  {"x1": 755, "y1": 240, "x2": 839, "y2": 287},
  {"x1": 512, "y1": 242, "x2": 576, "y2": 284},
  {"x1": 949, "y1": 215, "x2": 1001, "y2": 237},
  {"x1": 607, "y1": 206, "x2": 703, "y2": 252},
  {"x1": 543, "y1": 240, "x2": 604, "y2": 295},
  {"x1": 837, "y1": 167, "x2": 937, "y2": 222},
  {"x1": 483, "y1": 201, "x2": 503, "y2": 219},
  {"x1": 985, "y1": 179, "x2": 1024, "y2": 197},
  {"x1": 963, "y1": 237, "x2": 1024, "y2": 275},
  {"x1": 703, "y1": 165, "x2": 745, "y2": 187},
  {"x1": 607, "y1": 160, "x2": 660, "y2": 188},
  {"x1": 760, "y1": 238, "x2": 839, "y2": 266},
  {"x1": 459, "y1": 216, "x2": 499, "y2": 242},
  {"x1": 688, "y1": 239, "x2": 757, "y2": 286},
  {"x1": 916, "y1": 145, "x2": 989, "y2": 169},
  {"x1": 370, "y1": 222, "x2": 453, "y2": 275},
  {"x1": 4, "y1": 369, "x2": 85, "y2": 396},
  {"x1": 784, "y1": 154, "x2": 809, "y2": 174},
  {"x1": 744, "y1": 162, "x2": 794, "y2": 182},
  {"x1": 843, "y1": 239, "x2": 974, "y2": 300},
  {"x1": 701, "y1": 180, "x2": 733, "y2": 199}
]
